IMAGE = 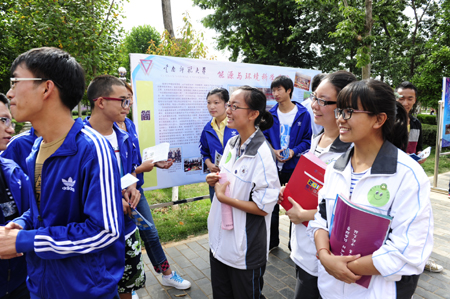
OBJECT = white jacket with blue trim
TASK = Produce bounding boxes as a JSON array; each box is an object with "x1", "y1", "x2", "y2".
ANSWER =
[
  {"x1": 208, "y1": 129, "x2": 280, "y2": 270},
  {"x1": 307, "y1": 141, "x2": 433, "y2": 299}
]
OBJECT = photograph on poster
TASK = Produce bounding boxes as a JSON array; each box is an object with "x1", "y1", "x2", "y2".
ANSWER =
[
  {"x1": 294, "y1": 72, "x2": 311, "y2": 91},
  {"x1": 184, "y1": 157, "x2": 203, "y2": 172},
  {"x1": 168, "y1": 147, "x2": 182, "y2": 163}
]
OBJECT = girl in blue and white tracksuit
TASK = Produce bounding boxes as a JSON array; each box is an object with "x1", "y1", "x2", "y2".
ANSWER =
[
  {"x1": 206, "y1": 86, "x2": 280, "y2": 299},
  {"x1": 199, "y1": 88, "x2": 238, "y2": 201},
  {"x1": 308, "y1": 79, "x2": 434, "y2": 299},
  {"x1": 280, "y1": 71, "x2": 356, "y2": 299}
]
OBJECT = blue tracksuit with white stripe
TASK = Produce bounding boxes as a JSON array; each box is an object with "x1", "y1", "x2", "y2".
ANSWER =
[
  {"x1": 13, "y1": 118, "x2": 125, "y2": 299},
  {"x1": 1, "y1": 127, "x2": 38, "y2": 176}
]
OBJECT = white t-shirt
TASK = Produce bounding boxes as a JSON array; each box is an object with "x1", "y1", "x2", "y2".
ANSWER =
[
  {"x1": 277, "y1": 105, "x2": 298, "y2": 171},
  {"x1": 104, "y1": 130, "x2": 122, "y2": 176}
]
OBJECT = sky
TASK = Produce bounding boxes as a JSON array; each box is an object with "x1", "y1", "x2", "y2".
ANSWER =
[{"x1": 121, "y1": 0, "x2": 230, "y2": 61}]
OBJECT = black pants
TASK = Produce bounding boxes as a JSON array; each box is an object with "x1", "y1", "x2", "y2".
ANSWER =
[
  {"x1": 210, "y1": 251, "x2": 266, "y2": 299},
  {"x1": 396, "y1": 274, "x2": 420, "y2": 299},
  {"x1": 270, "y1": 171, "x2": 292, "y2": 249},
  {"x1": 294, "y1": 265, "x2": 321, "y2": 299}
]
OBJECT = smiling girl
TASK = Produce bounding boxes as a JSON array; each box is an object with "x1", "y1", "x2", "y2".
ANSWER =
[
  {"x1": 308, "y1": 79, "x2": 433, "y2": 299},
  {"x1": 200, "y1": 88, "x2": 238, "y2": 201},
  {"x1": 206, "y1": 86, "x2": 280, "y2": 299}
]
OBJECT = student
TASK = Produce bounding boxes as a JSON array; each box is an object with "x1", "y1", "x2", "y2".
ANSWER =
[
  {"x1": 308, "y1": 79, "x2": 434, "y2": 299},
  {"x1": 0, "y1": 93, "x2": 32, "y2": 299},
  {"x1": 199, "y1": 88, "x2": 238, "y2": 201},
  {"x1": 279, "y1": 71, "x2": 355, "y2": 299},
  {"x1": 396, "y1": 81, "x2": 443, "y2": 273},
  {"x1": 263, "y1": 75, "x2": 312, "y2": 250},
  {"x1": 85, "y1": 75, "x2": 144, "y2": 299},
  {"x1": 301, "y1": 73, "x2": 326, "y2": 136},
  {"x1": 0, "y1": 47, "x2": 125, "y2": 299},
  {"x1": 395, "y1": 81, "x2": 425, "y2": 162},
  {"x1": 116, "y1": 83, "x2": 191, "y2": 290},
  {"x1": 206, "y1": 86, "x2": 281, "y2": 299}
]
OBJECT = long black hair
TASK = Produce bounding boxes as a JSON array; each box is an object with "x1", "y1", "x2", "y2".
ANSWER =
[
  {"x1": 337, "y1": 79, "x2": 408, "y2": 149},
  {"x1": 237, "y1": 85, "x2": 273, "y2": 131},
  {"x1": 207, "y1": 88, "x2": 229, "y2": 103}
]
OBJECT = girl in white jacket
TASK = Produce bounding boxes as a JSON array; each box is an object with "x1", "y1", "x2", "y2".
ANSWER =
[
  {"x1": 206, "y1": 86, "x2": 281, "y2": 299},
  {"x1": 308, "y1": 79, "x2": 433, "y2": 299},
  {"x1": 279, "y1": 70, "x2": 355, "y2": 299}
]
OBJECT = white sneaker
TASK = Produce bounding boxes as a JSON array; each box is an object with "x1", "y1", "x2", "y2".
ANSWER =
[
  {"x1": 425, "y1": 259, "x2": 444, "y2": 273},
  {"x1": 161, "y1": 271, "x2": 191, "y2": 290},
  {"x1": 131, "y1": 290, "x2": 139, "y2": 299}
]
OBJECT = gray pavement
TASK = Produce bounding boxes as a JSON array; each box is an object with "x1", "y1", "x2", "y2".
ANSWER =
[{"x1": 136, "y1": 190, "x2": 450, "y2": 299}]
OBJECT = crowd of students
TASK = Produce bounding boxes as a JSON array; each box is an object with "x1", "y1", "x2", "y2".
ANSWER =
[{"x1": 0, "y1": 46, "x2": 436, "y2": 299}]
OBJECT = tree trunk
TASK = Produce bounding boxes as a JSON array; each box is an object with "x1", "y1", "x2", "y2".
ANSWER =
[
  {"x1": 362, "y1": 0, "x2": 372, "y2": 79},
  {"x1": 162, "y1": 0, "x2": 175, "y2": 38}
]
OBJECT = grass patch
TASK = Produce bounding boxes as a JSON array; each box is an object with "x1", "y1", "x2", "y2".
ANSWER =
[
  {"x1": 144, "y1": 182, "x2": 210, "y2": 243},
  {"x1": 421, "y1": 146, "x2": 450, "y2": 177}
]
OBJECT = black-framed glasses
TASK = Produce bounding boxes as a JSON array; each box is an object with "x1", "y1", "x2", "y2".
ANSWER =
[
  {"x1": 10, "y1": 78, "x2": 62, "y2": 90},
  {"x1": 310, "y1": 93, "x2": 337, "y2": 106},
  {"x1": 0, "y1": 117, "x2": 15, "y2": 129},
  {"x1": 93, "y1": 97, "x2": 131, "y2": 108},
  {"x1": 226, "y1": 103, "x2": 252, "y2": 111},
  {"x1": 334, "y1": 108, "x2": 372, "y2": 120}
]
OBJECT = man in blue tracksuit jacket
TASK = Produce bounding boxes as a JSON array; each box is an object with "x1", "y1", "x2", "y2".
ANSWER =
[
  {"x1": 2, "y1": 127, "x2": 38, "y2": 176},
  {"x1": 263, "y1": 75, "x2": 312, "y2": 250},
  {"x1": 0, "y1": 94, "x2": 32, "y2": 299},
  {"x1": 0, "y1": 47, "x2": 125, "y2": 299}
]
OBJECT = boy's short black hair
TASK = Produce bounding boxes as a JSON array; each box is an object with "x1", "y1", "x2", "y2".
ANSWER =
[
  {"x1": 395, "y1": 81, "x2": 418, "y2": 98},
  {"x1": 0, "y1": 93, "x2": 9, "y2": 107},
  {"x1": 87, "y1": 75, "x2": 126, "y2": 110},
  {"x1": 270, "y1": 75, "x2": 294, "y2": 99},
  {"x1": 10, "y1": 47, "x2": 85, "y2": 110}
]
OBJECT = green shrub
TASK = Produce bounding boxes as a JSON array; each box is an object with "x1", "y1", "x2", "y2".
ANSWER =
[
  {"x1": 422, "y1": 124, "x2": 437, "y2": 147},
  {"x1": 13, "y1": 121, "x2": 24, "y2": 134},
  {"x1": 417, "y1": 114, "x2": 437, "y2": 125}
]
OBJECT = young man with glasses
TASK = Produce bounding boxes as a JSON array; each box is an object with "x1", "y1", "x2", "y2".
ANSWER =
[
  {"x1": 0, "y1": 93, "x2": 33, "y2": 299},
  {"x1": 263, "y1": 75, "x2": 312, "y2": 251},
  {"x1": 0, "y1": 47, "x2": 125, "y2": 299}
]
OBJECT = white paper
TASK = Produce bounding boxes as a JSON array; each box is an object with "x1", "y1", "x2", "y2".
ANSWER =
[
  {"x1": 418, "y1": 146, "x2": 431, "y2": 160},
  {"x1": 214, "y1": 151, "x2": 223, "y2": 166},
  {"x1": 121, "y1": 173, "x2": 139, "y2": 189},
  {"x1": 142, "y1": 142, "x2": 170, "y2": 163}
]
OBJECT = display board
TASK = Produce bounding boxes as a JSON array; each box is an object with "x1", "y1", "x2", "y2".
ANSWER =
[
  {"x1": 442, "y1": 77, "x2": 450, "y2": 148},
  {"x1": 130, "y1": 54, "x2": 321, "y2": 190}
]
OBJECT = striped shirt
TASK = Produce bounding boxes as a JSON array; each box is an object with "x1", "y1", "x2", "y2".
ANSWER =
[{"x1": 350, "y1": 165, "x2": 369, "y2": 198}]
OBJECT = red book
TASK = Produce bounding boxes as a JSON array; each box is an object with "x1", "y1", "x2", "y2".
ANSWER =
[
  {"x1": 330, "y1": 194, "x2": 392, "y2": 288},
  {"x1": 282, "y1": 151, "x2": 326, "y2": 226}
]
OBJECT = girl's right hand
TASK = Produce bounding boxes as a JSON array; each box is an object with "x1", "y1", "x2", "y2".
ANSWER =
[
  {"x1": 278, "y1": 185, "x2": 286, "y2": 204},
  {"x1": 206, "y1": 172, "x2": 220, "y2": 187},
  {"x1": 319, "y1": 253, "x2": 362, "y2": 284}
]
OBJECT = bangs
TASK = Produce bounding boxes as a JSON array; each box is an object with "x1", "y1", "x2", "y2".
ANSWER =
[{"x1": 336, "y1": 81, "x2": 372, "y2": 112}]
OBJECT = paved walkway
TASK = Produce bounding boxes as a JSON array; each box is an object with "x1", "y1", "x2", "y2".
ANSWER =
[{"x1": 136, "y1": 190, "x2": 450, "y2": 299}]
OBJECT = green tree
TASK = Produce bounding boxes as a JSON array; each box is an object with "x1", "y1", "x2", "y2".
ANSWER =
[
  {"x1": 119, "y1": 25, "x2": 161, "y2": 77},
  {"x1": 413, "y1": 0, "x2": 450, "y2": 109},
  {"x1": 147, "y1": 13, "x2": 214, "y2": 59},
  {"x1": 2, "y1": 0, "x2": 128, "y2": 109}
]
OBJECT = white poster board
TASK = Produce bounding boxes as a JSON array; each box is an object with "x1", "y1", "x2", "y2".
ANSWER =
[{"x1": 130, "y1": 54, "x2": 321, "y2": 190}]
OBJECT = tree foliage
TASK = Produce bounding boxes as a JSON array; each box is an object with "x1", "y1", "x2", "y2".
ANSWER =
[
  {"x1": 147, "y1": 13, "x2": 214, "y2": 59},
  {"x1": 0, "y1": 0, "x2": 128, "y2": 94},
  {"x1": 119, "y1": 25, "x2": 161, "y2": 76}
]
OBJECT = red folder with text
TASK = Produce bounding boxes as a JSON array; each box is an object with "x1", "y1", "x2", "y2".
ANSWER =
[
  {"x1": 282, "y1": 151, "x2": 326, "y2": 226},
  {"x1": 330, "y1": 194, "x2": 392, "y2": 288}
]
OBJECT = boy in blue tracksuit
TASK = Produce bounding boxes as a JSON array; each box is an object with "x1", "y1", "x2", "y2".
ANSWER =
[
  {"x1": 0, "y1": 94, "x2": 32, "y2": 299},
  {"x1": 263, "y1": 75, "x2": 312, "y2": 250},
  {"x1": 86, "y1": 74, "x2": 145, "y2": 298},
  {"x1": 1, "y1": 127, "x2": 38, "y2": 176},
  {"x1": 0, "y1": 47, "x2": 125, "y2": 299}
]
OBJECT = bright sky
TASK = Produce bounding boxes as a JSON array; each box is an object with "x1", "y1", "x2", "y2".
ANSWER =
[{"x1": 121, "y1": 0, "x2": 230, "y2": 61}]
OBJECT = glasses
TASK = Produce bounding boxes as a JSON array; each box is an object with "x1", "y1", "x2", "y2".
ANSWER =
[
  {"x1": 10, "y1": 78, "x2": 62, "y2": 90},
  {"x1": 310, "y1": 93, "x2": 337, "y2": 106},
  {"x1": 0, "y1": 117, "x2": 15, "y2": 129},
  {"x1": 334, "y1": 108, "x2": 372, "y2": 120},
  {"x1": 93, "y1": 97, "x2": 131, "y2": 108},
  {"x1": 226, "y1": 103, "x2": 252, "y2": 111}
]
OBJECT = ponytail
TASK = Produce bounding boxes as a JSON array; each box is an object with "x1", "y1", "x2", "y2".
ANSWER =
[{"x1": 258, "y1": 111, "x2": 274, "y2": 131}]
